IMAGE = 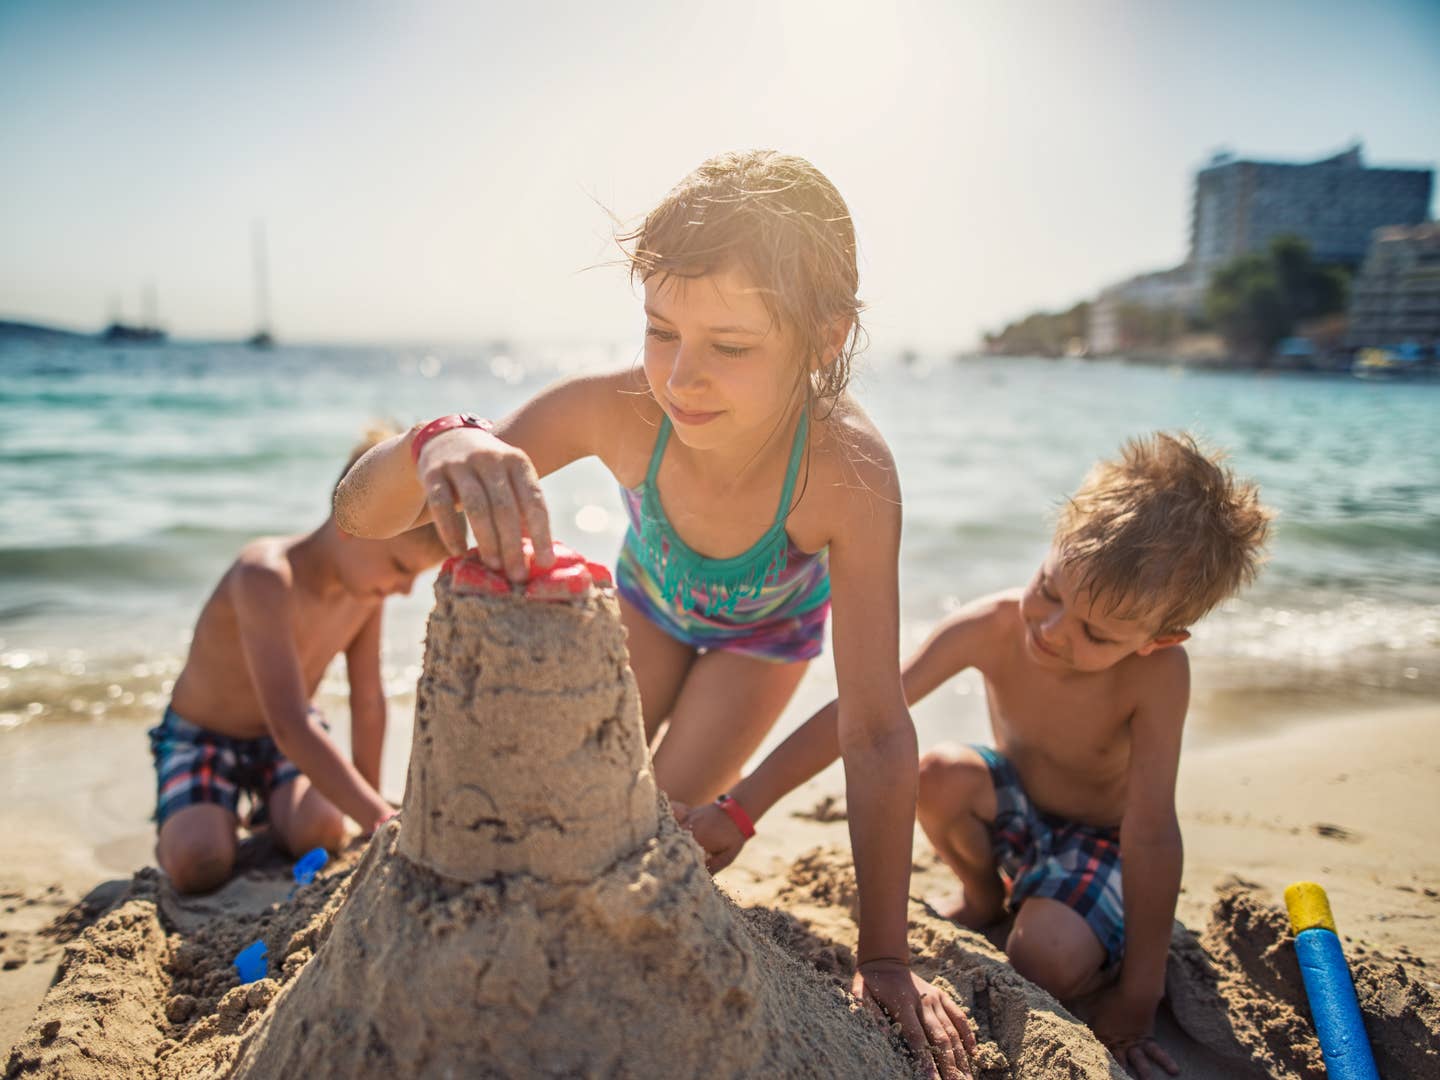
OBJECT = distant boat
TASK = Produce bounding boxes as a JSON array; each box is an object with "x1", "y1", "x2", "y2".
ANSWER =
[
  {"x1": 248, "y1": 220, "x2": 276, "y2": 349},
  {"x1": 102, "y1": 322, "x2": 166, "y2": 344},
  {"x1": 102, "y1": 282, "x2": 166, "y2": 344}
]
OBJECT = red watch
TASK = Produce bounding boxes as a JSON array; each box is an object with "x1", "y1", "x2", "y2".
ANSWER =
[
  {"x1": 715, "y1": 793, "x2": 756, "y2": 838},
  {"x1": 410, "y1": 412, "x2": 494, "y2": 465}
]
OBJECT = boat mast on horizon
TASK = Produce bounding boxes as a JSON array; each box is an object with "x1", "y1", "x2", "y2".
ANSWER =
[
  {"x1": 247, "y1": 220, "x2": 275, "y2": 349},
  {"x1": 102, "y1": 281, "x2": 166, "y2": 344}
]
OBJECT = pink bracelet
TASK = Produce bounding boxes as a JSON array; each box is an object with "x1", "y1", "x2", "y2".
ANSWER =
[
  {"x1": 715, "y1": 793, "x2": 756, "y2": 838},
  {"x1": 410, "y1": 413, "x2": 494, "y2": 466}
]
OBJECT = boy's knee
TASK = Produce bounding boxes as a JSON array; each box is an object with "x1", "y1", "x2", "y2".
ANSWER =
[
  {"x1": 162, "y1": 844, "x2": 235, "y2": 895},
  {"x1": 918, "y1": 747, "x2": 991, "y2": 818},
  {"x1": 1007, "y1": 940, "x2": 1098, "y2": 1000},
  {"x1": 284, "y1": 806, "x2": 347, "y2": 856},
  {"x1": 1006, "y1": 901, "x2": 1106, "y2": 1001},
  {"x1": 157, "y1": 805, "x2": 237, "y2": 894}
]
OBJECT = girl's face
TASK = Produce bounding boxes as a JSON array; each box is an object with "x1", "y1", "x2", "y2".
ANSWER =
[{"x1": 641, "y1": 268, "x2": 803, "y2": 451}]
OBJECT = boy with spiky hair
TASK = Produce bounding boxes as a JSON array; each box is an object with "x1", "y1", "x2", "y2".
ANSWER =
[{"x1": 685, "y1": 432, "x2": 1272, "y2": 1077}]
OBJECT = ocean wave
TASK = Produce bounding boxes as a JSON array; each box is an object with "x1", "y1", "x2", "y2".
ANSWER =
[
  {"x1": 1281, "y1": 517, "x2": 1440, "y2": 554},
  {"x1": 0, "y1": 526, "x2": 254, "y2": 585},
  {"x1": 0, "y1": 387, "x2": 246, "y2": 413},
  {"x1": 0, "y1": 445, "x2": 316, "y2": 473}
]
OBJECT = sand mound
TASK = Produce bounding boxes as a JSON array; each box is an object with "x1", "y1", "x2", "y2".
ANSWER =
[
  {"x1": 1166, "y1": 876, "x2": 1440, "y2": 1078},
  {"x1": 4, "y1": 854, "x2": 356, "y2": 1079},
  {"x1": 763, "y1": 846, "x2": 1128, "y2": 1079},
  {"x1": 211, "y1": 571, "x2": 916, "y2": 1078}
]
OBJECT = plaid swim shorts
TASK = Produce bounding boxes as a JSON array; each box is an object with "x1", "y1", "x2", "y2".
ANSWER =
[
  {"x1": 973, "y1": 744, "x2": 1126, "y2": 966},
  {"x1": 148, "y1": 705, "x2": 320, "y2": 828}
]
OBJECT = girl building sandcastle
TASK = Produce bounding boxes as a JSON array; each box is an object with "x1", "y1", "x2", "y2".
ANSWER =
[{"x1": 336, "y1": 150, "x2": 974, "y2": 1078}]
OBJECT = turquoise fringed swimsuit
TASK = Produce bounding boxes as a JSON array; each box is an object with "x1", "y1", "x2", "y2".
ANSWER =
[{"x1": 615, "y1": 411, "x2": 831, "y2": 663}]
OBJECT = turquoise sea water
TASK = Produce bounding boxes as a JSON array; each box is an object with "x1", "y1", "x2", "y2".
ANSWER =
[{"x1": 1, "y1": 339, "x2": 1436, "y2": 771}]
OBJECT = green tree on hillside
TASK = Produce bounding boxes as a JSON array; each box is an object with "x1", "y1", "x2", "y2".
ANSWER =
[
  {"x1": 983, "y1": 301, "x2": 1090, "y2": 357},
  {"x1": 1206, "y1": 236, "x2": 1349, "y2": 364}
]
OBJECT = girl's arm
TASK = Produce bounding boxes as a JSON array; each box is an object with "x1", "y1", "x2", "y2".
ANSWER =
[
  {"x1": 825, "y1": 448, "x2": 975, "y2": 1080},
  {"x1": 825, "y1": 461, "x2": 915, "y2": 965},
  {"x1": 732, "y1": 602, "x2": 998, "y2": 823},
  {"x1": 687, "y1": 603, "x2": 996, "y2": 870},
  {"x1": 334, "y1": 373, "x2": 629, "y2": 579}
]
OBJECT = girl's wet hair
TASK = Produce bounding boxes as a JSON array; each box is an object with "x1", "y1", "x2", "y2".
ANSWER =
[{"x1": 621, "y1": 150, "x2": 864, "y2": 410}]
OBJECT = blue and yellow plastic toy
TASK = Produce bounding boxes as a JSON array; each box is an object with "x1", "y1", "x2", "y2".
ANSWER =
[{"x1": 1284, "y1": 881, "x2": 1379, "y2": 1080}]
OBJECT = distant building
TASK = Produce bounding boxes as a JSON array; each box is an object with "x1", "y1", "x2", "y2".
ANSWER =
[
  {"x1": 1088, "y1": 143, "x2": 1434, "y2": 356},
  {"x1": 1346, "y1": 222, "x2": 1440, "y2": 349},
  {"x1": 1088, "y1": 266, "x2": 1201, "y2": 356},
  {"x1": 1190, "y1": 144, "x2": 1432, "y2": 277}
]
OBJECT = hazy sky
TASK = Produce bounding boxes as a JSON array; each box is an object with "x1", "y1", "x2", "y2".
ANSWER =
[{"x1": 2, "y1": 0, "x2": 1436, "y2": 350}]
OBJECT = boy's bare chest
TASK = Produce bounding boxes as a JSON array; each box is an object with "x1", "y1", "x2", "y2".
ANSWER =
[
  {"x1": 982, "y1": 665, "x2": 1134, "y2": 818},
  {"x1": 197, "y1": 589, "x2": 369, "y2": 684},
  {"x1": 177, "y1": 589, "x2": 375, "y2": 733},
  {"x1": 286, "y1": 593, "x2": 373, "y2": 677}
]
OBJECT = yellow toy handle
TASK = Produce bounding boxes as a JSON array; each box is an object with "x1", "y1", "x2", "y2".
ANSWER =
[{"x1": 1284, "y1": 880, "x2": 1338, "y2": 935}]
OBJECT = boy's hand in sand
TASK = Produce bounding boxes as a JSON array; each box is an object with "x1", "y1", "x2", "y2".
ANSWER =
[
  {"x1": 416, "y1": 427, "x2": 554, "y2": 582},
  {"x1": 853, "y1": 960, "x2": 977, "y2": 1080},
  {"x1": 1089, "y1": 986, "x2": 1178, "y2": 1079},
  {"x1": 680, "y1": 802, "x2": 748, "y2": 873}
]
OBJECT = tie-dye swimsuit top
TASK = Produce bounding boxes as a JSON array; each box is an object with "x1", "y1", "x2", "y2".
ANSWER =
[{"x1": 615, "y1": 411, "x2": 831, "y2": 663}]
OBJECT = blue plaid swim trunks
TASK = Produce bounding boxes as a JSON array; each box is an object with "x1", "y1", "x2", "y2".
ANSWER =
[
  {"x1": 148, "y1": 705, "x2": 322, "y2": 828},
  {"x1": 973, "y1": 744, "x2": 1126, "y2": 966}
]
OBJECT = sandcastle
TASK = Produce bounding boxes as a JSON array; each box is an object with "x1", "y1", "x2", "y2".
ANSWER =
[{"x1": 226, "y1": 549, "x2": 915, "y2": 1078}]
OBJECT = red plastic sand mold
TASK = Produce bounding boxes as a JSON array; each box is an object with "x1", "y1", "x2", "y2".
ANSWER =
[{"x1": 443, "y1": 540, "x2": 613, "y2": 601}]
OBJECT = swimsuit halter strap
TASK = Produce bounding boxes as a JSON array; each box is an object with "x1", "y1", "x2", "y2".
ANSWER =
[
  {"x1": 773, "y1": 408, "x2": 810, "y2": 526},
  {"x1": 644, "y1": 409, "x2": 809, "y2": 526},
  {"x1": 644, "y1": 415, "x2": 673, "y2": 489}
]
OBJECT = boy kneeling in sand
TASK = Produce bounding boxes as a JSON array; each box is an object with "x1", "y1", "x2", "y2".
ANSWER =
[
  {"x1": 148, "y1": 431, "x2": 448, "y2": 894},
  {"x1": 687, "y1": 432, "x2": 1271, "y2": 1076}
]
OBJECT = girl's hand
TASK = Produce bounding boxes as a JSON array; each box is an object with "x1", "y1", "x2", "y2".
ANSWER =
[
  {"x1": 416, "y1": 427, "x2": 554, "y2": 581},
  {"x1": 853, "y1": 960, "x2": 977, "y2": 1080},
  {"x1": 680, "y1": 802, "x2": 749, "y2": 874}
]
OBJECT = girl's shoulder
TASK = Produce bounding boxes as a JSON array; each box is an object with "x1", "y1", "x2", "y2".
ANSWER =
[
  {"x1": 556, "y1": 367, "x2": 662, "y2": 483},
  {"x1": 527, "y1": 366, "x2": 661, "y2": 437},
  {"x1": 784, "y1": 396, "x2": 901, "y2": 552},
  {"x1": 807, "y1": 395, "x2": 900, "y2": 502}
]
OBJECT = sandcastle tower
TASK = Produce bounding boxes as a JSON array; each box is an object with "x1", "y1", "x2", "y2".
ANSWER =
[{"x1": 229, "y1": 550, "x2": 912, "y2": 1079}]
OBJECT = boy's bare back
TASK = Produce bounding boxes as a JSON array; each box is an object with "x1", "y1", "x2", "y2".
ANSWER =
[
  {"x1": 169, "y1": 535, "x2": 380, "y2": 739},
  {"x1": 930, "y1": 590, "x2": 1189, "y2": 828}
]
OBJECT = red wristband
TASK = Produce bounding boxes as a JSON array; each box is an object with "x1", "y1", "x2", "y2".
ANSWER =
[
  {"x1": 410, "y1": 413, "x2": 494, "y2": 466},
  {"x1": 715, "y1": 793, "x2": 756, "y2": 839}
]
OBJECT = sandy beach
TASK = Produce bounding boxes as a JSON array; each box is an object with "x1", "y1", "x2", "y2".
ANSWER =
[{"x1": 3, "y1": 688, "x2": 1436, "y2": 1075}]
